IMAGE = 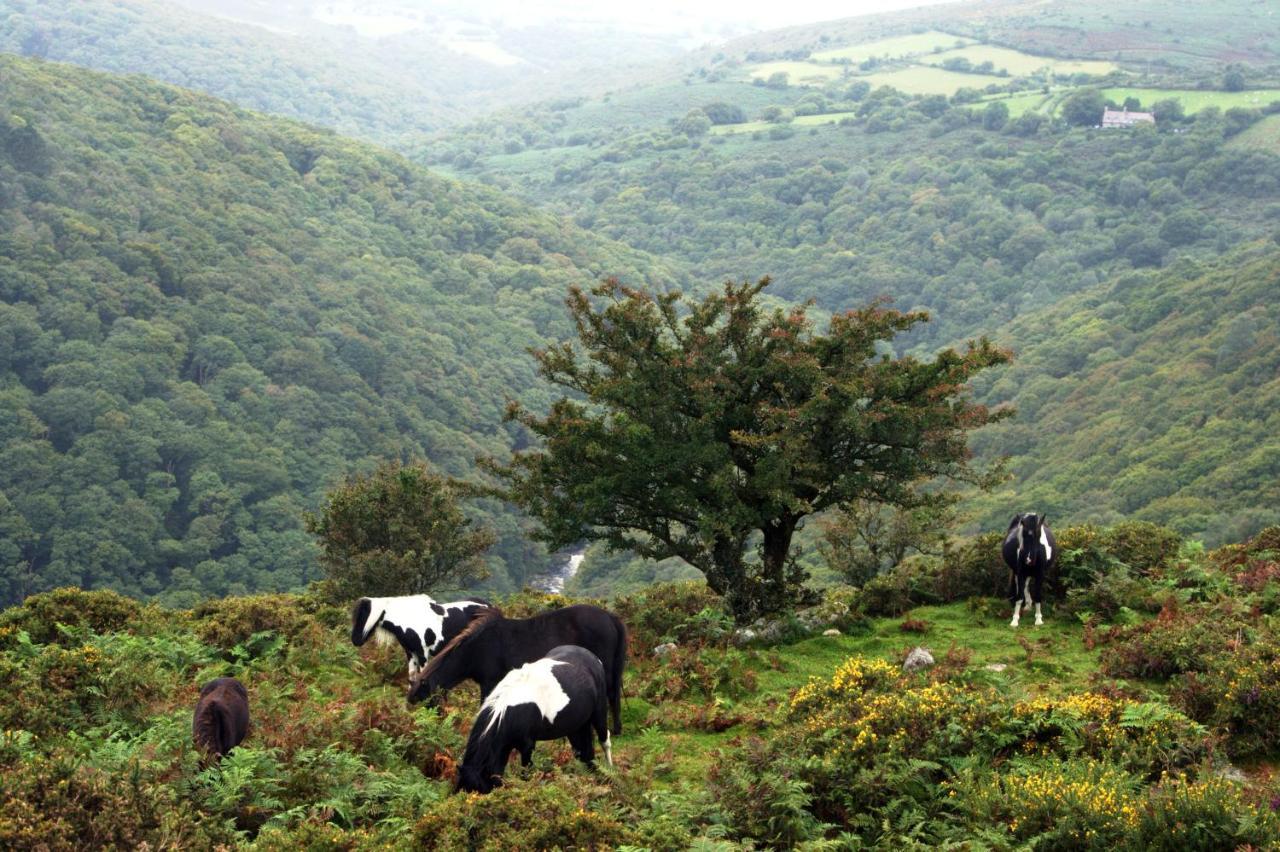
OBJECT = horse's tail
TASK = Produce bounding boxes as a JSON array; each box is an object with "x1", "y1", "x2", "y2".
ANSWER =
[
  {"x1": 609, "y1": 613, "x2": 627, "y2": 735},
  {"x1": 194, "y1": 697, "x2": 230, "y2": 762}
]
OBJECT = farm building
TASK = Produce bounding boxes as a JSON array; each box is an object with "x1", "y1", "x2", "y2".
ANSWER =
[{"x1": 1102, "y1": 108, "x2": 1155, "y2": 128}]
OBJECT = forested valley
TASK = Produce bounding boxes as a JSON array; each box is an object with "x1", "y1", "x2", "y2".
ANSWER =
[
  {"x1": 4, "y1": 1, "x2": 1280, "y2": 847},
  {"x1": 0, "y1": 54, "x2": 683, "y2": 606}
]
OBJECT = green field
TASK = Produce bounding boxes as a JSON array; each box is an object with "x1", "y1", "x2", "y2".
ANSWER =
[
  {"x1": 1227, "y1": 113, "x2": 1280, "y2": 152},
  {"x1": 862, "y1": 65, "x2": 1006, "y2": 95},
  {"x1": 710, "y1": 110, "x2": 857, "y2": 135},
  {"x1": 982, "y1": 90, "x2": 1059, "y2": 117},
  {"x1": 922, "y1": 44, "x2": 1116, "y2": 77},
  {"x1": 1100, "y1": 87, "x2": 1280, "y2": 113},
  {"x1": 747, "y1": 60, "x2": 845, "y2": 85},
  {"x1": 810, "y1": 30, "x2": 974, "y2": 63}
]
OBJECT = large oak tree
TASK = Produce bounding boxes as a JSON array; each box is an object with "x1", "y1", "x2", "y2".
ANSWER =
[{"x1": 490, "y1": 279, "x2": 1011, "y2": 622}]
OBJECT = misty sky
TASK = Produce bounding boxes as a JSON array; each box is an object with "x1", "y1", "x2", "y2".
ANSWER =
[{"x1": 302, "y1": 0, "x2": 964, "y2": 43}]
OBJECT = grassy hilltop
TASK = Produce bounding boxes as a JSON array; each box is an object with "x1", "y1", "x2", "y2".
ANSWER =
[{"x1": 3, "y1": 521, "x2": 1280, "y2": 848}]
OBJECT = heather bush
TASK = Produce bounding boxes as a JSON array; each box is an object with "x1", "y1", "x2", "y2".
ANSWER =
[
  {"x1": 1098, "y1": 602, "x2": 1254, "y2": 679},
  {"x1": 613, "y1": 580, "x2": 729, "y2": 649},
  {"x1": 1171, "y1": 643, "x2": 1280, "y2": 758}
]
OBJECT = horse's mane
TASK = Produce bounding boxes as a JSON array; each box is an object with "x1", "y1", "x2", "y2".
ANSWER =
[{"x1": 412, "y1": 606, "x2": 503, "y2": 686}]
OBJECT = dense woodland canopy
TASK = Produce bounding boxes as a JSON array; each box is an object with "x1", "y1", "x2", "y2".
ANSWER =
[
  {"x1": 0, "y1": 54, "x2": 684, "y2": 606},
  {"x1": 2, "y1": 0, "x2": 1280, "y2": 599}
]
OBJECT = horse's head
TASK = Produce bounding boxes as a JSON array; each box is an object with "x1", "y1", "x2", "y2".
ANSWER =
[
  {"x1": 456, "y1": 764, "x2": 500, "y2": 794},
  {"x1": 350, "y1": 598, "x2": 382, "y2": 646},
  {"x1": 1019, "y1": 513, "x2": 1044, "y2": 542},
  {"x1": 406, "y1": 607, "x2": 501, "y2": 705}
]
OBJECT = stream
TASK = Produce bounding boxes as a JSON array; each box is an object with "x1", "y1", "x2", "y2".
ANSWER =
[{"x1": 532, "y1": 548, "x2": 586, "y2": 594}]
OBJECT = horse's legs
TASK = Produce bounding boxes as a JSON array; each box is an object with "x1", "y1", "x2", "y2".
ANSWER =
[
  {"x1": 519, "y1": 739, "x2": 535, "y2": 767},
  {"x1": 1010, "y1": 574, "x2": 1024, "y2": 627},
  {"x1": 1032, "y1": 568, "x2": 1045, "y2": 626},
  {"x1": 568, "y1": 725, "x2": 595, "y2": 766},
  {"x1": 592, "y1": 700, "x2": 612, "y2": 768}
]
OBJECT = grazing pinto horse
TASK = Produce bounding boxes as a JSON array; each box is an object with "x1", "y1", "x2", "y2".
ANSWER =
[
  {"x1": 1003, "y1": 513, "x2": 1056, "y2": 628},
  {"x1": 408, "y1": 604, "x2": 628, "y2": 735},
  {"x1": 193, "y1": 677, "x2": 250, "y2": 765},
  {"x1": 455, "y1": 644, "x2": 612, "y2": 794},
  {"x1": 350, "y1": 594, "x2": 492, "y2": 677}
]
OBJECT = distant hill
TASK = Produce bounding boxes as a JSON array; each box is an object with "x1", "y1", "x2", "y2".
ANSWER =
[
  {"x1": 0, "y1": 54, "x2": 685, "y2": 606},
  {"x1": 718, "y1": 0, "x2": 1280, "y2": 72},
  {"x1": 967, "y1": 242, "x2": 1280, "y2": 545},
  {"x1": 0, "y1": 0, "x2": 687, "y2": 147}
]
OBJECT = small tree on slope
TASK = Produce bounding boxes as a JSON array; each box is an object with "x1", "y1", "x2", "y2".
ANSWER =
[
  {"x1": 306, "y1": 460, "x2": 494, "y2": 600},
  {"x1": 487, "y1": 278, "x2": 1011, "y2": 623}
]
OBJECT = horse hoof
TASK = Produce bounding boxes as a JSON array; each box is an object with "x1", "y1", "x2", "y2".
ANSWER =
[
  {"x1": 1035, "y1": 618, "x2": 1043, "y2": 626},
  {"x1": 1009, "y1": 620, "x2": 1019, "y2": 628}
]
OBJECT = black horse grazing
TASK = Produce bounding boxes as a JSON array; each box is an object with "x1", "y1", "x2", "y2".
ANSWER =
[
  {"x1": 408, "y1": 604, "x2": 627, "y2": 735},
  {"x1": 1003, "y1": 513, "x2": 1057, "y2": 628},
  {"x1": 193, "y1": 677, "x2": 250, "y2": 765},
  {"x1": 455, "y1": 644, "x2": 612, "y2": 794},
  {"x1": 350, "y1": 594, "x2": 492, "y2": 678}
]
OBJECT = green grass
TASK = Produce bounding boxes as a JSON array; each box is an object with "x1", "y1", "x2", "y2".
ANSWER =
[
  {"x1": 746, "y1": 60, "x2": 845, "y2": 85},
  {"x1": 1227, "y1": 113, "x2": 1280, "y2": 152},
  {"x1": 921, "y1": 44, "x2": 1116, "y2": 77},
  {"x1": 861, "y1": 65, "x2": 1007, "y2": 95},
  {"x1": 617, "y1": 600, "x2": 1105, "y2": 785},
  {"x1": 811, "y1": 31, "x2": 974, "y2": 64},
  {"x1": 1099, "y1": 87, "x2": 1280, "y2": 113},
  {"x1": 983, "y1": 90, "x2": 1058, "y2": 117},
  {"x1": 709, "y1": 110, "x2": 857, "y2": 135}
]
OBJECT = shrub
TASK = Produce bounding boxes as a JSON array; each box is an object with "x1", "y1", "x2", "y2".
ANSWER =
[
  {"x1": 632, "y1": 645, "x2": 758, "y2": 704},
  {"x1": 949, "y1": 758, "x2": 1142, "y2": 850},
  {"x1": 193, "y1": 593, "x2": 315, "y2": 650},
  {"x1": 1099, "y1": 602, "x2": 1253, "y2": 679},
  {"x1": 412, "y1": 775, "x2": 634, "y2": 850},
  {"x1": 612, "y1": 581, "x2": 729, "y2": 650},
  {"x1": 1170, "y1": 643, "x2": 1280, "y2": 758},
  {"x1": 1133, "y1": 773, "x2": 1280, "y2": 849},
  {"x1": 0, "y1": 587, "x2": 148, "y2": 645}
]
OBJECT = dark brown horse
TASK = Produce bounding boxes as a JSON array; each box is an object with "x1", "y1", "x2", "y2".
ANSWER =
[
  {"x1": 193, "y1": 677, "x2": 250, "y2": 764},
  {"x1": 408, "y1": 605, "x2": 627, "y2": 735}
]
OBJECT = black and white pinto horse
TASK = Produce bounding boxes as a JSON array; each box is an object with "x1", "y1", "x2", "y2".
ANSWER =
[
  {"x1": 351, "y1": 594, "x2": 492, "y2": 677},
  {"x1": 408, "y1": 604, "x2": 628, "y2": 735},
  {"x1": 1003, "y1": 513, "x2": 1056, "y2": 628},
  {"x1": 455, "y1": 644, "x2": 612, "y2": 794}
]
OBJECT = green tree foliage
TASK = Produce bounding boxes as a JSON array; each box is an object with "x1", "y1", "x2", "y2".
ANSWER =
[
  {"x1": 306, "y1": 461, "x2": 495, "y2": 600},
  {"x1": 0, "y1": 55, "x2": 680, "y2": 605},
  {"x1": 819, "y1": 499, "x2": 953, "y2": 586},
  {"x1": 1062, "y1": 88, "x2": 1106, "y2": 126},
  {"x1": 489, "y1": 278, "x2": 1010, "y2": 622},
  {"x1": 1223, "y1": 66, "x2": 1246, "y2": 92},
  {"x1": 701, "y1": 102, "x2": 747, "y2": 125},
  {"x1": 967, "y1": 243, "x2": 1280, "y2": 544}
]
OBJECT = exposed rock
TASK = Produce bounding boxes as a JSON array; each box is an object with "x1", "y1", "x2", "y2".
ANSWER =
[
  {"x1": 1216, "y1": 764, "x2": 1248, "y2": 783},
  {"x1": 985, "y1": 663, "x2": 1008, "y2": 672},
  {"x1": 652, "y1": 642, "x2": 678, "y2": 657},
  {"x1": 903, "y1": 647, "x2": 935, "y2": 672},
  {"x1": 823, "y1": 628, "x2": 842, "y2": 637}
]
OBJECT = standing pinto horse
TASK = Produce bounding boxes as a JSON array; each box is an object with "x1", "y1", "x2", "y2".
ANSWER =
[
  {"x1": 408, "y1": 604, "x2": 627, "y2": 735},
  {"x1": 1003, "y1": 513, "x2": 1056, "y2": 628},
  {"x1": 455, "y1": 644, "x2": 612, "y2": 794}
]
